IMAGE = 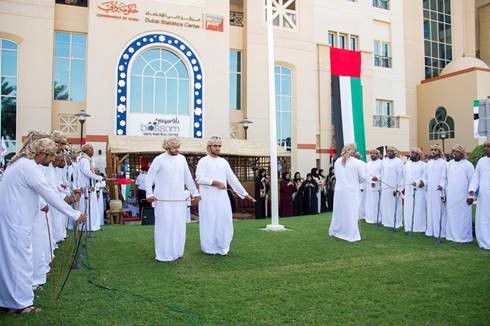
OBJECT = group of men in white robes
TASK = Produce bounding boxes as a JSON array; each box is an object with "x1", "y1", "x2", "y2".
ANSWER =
[
  {"x1": 332, "y1": 141, "x2": 490, "y2": 250},
  {"x1": 0, "y1": 135, "x2": 86, "y2": 313},
  {"x1": 145, "y1": 136, "x2": 255, "y2": 262}
]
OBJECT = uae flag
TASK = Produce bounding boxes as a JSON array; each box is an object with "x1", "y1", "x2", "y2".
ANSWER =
[{"x1": 330, "y1": 48, "x2": 366, "y2": 160}]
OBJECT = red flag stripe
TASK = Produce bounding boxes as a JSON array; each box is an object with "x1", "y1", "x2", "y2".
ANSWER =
[{"x1": 330, "y1": 48, "x2": 361, "y2": 77}]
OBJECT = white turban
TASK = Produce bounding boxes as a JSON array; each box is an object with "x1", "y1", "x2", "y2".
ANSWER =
[
  {"x1": 430, "y1": 144, "x2": 442, "y2": 154},
  {"x1": 29, "y1": 138, "x2": 57, "y2": 156},
  {"x1": 81, "y1": 143, "x2": 94, "y2": 153},
  {"x1": 452, "y1": 144, "x2": 466, "y2": 157},
  {"x1": 386, "y1": 146, "x2": 399, "y2": 153},
  {"x1": 9, "y1": 138, "x2": 56, "y2": 166},
  {"x1": 51, "y1": 130, "x2": 68, "y2": 144},
  {"x1": 163, "y1": 136, "x2": 182, "y2": 149},
  {"x1": 411, "y1": 147, "x2": 424, "y2": 158},
  {"x1": 207, "y1": 136, "x2": 222, "y2": 147}
]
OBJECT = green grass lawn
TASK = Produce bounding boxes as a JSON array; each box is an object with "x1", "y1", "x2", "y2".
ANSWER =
[{"x1": 1, "y1": 214, "x2": 489, "y2": 325}]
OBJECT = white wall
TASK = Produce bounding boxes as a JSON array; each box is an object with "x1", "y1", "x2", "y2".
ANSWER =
[{"x1": 0, "y1": 0, "x2": 55, "y2": 148}]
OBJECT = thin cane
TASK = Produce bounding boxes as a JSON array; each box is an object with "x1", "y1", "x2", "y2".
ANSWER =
[
  {"x1": 57, "y1": 196, "x2": 88, "y2": 300},
  {"x1": 45, "y1": 212, "x2": 55, "y2": 289},
  {"x1": 375, "y1": 183, "x2": 382, "y2": 227},
  {"x1": 438, "y1": 189, "x2": 446, "y2": 243},
  {"x1": 409, "y1": 186, "x2": 417, "y2": 234},
  {"x1": 60, "y1": 193, "x2": 79, "y2": 280},
  {"x1": 393, "y1": 186, "x2": 399, "y2": 231},
  {"x1": 56, "y1": 221, "x2": 85, "y2": 300},
  {"x1": 81, "y1": 186, "x2": 90, "y2": 243},
  {"x1": 155, "y1": 197, "x2": 190, "y2": 202}
]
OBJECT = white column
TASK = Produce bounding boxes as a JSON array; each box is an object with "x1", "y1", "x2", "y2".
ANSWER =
[{"x1": 265, "y1": 0, "x2": 284, "y2": 231}]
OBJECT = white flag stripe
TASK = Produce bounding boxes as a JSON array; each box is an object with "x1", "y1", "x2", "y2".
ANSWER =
[
  {"x1": 339, "y1": 76, "x2": 355, "y2": 144},
  {"x1": 474, "y1": 101, "x2": 479, "y2": 138}
]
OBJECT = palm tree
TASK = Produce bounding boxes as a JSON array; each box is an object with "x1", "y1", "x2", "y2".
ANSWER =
[
  {"x1": 54, "y1": 80, "x2": 69, "y2": 100},
  {"x1": 0, "y1": 77, "x2": 17, "y2": 151}
]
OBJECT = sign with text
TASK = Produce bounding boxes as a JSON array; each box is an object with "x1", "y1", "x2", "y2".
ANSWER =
[
  {"x1": 145, "y1": 11, "x2": 201, "y2": 29},
  {"x1": 96, "y1": 1, "x2": 140, "y2": 21},
  {"x1": 127, "y1": 114, "x2": 191, "y2": 137}
]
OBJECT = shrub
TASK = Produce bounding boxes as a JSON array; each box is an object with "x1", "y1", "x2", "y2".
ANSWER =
[{"x1": 468, "y1": 144, "x2": 485, "y2": 166}]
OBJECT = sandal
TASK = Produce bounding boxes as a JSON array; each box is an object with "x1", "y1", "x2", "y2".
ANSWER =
[{"x1": 8, "y1": 306, "x2": 42, "y2": 314}]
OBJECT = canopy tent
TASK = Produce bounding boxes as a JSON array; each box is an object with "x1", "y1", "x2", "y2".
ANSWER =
[
  {"x1": 106, "y1": 135, "x2": 290, "y2": 157},
  {"x1": 106, "y1": 135, "x2": 290, "y2": 180},
  {"x1": 105, "y1": 136, "x2": 291, "y2": 216}
]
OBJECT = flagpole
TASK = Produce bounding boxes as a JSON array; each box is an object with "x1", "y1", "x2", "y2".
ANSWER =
[{"x1": 265, "y1": 0, "x2": 284, "y2": 231}]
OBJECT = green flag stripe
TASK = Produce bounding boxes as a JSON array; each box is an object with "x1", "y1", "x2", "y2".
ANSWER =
[{"x1": 350, "y1": 77, "x2": 366, "y2": 160}]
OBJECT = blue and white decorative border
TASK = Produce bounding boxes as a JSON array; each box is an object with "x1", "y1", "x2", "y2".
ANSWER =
[{"x1": 115, "y1": 32, "x2": 203, "y2": 138}]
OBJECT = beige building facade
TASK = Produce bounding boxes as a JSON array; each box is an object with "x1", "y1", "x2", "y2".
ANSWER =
[{"x1": 1, "y1": 0, "x2": 489, "y2": 175}]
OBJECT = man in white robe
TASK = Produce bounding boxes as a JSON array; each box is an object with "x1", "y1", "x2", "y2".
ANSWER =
[
  {"x1": 33, "y1": 132, "x2": 72, "y2": 286},
  {"x1": 445, "y1": 145, "x2": 474, "y2": 243},
  {"x1": 467, "y1": 141, "x2": 490, "y2": 250},
  {"x1": 78, "y1": 144, "x2": 103, "y2": 232},
  {"x1": 135, "y1": 167, "x2": 148, "y2": 210},
  {"x1": 403, "y1": 148, "x2": 427, "y2": 233},
  {"x1": 365, "y1": 149, "x2": 383, "y2": 224},
  {"x1": 379, "y1": 147, "x2": 404, "y2": 229},
  {"x1": 196, "y1": 137, "x2": 255, "y2": 255},
  {"x1": 355, "y1": 152, "x2": 368, "y2": 220},
  {"x1": 329, "y1": 144, "x2": 367, "y2": 242},
  {"x1": 52, "y1": 153, "x2": 70, "y2": 242},
  {"x1": 426, "y1": 144, "x2": 447, "y2": 238},
  {"x1": 95, "y1": 176, "x2": 107, "y2": 226},
  {"x1": 0, "y1": 139, "x2": 84, "y2": 312},
  {"x1": 145, "y1": 137, "x2": 200, "y2": 262},
  {"x1": 21, "y1": 131, "x2": 59, "y2": 289},
  {"x1": 66, "y1": 152, "x2": 81, "y2": 231}
]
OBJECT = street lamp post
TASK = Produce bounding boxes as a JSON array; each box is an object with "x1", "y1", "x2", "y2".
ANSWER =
[
  {"x1": 238, "y1": 117, "x2": 253, "y2": 139},
  {"x1": 74, "y1": 108, "x2": 94, "y2": 245},
  {"x1": 440, "y1": 130, "x2": 447, "y2": 159},
  {"x1": 75, "y1": 109, "x2": 90, "y2": 149}
]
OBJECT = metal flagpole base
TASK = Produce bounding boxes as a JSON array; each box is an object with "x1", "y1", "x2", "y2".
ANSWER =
[{"x1": 264, "y1": 224, "x2": 286, "y2": 231}]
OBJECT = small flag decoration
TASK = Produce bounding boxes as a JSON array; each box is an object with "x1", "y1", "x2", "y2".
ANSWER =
[{"x1": 117, "y1": 178, "x2": 132, "y2": 201}]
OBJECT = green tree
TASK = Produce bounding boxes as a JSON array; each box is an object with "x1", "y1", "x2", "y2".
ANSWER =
[
  {"x1": 1, "y1": 77, "x2": 17, "y2": 144},
  {"x1": 54, "y1": 80, "x2": 69, "y2": 100},
  {"x1": 468, "y1": 144, "x2": 485, "y2": 166}
]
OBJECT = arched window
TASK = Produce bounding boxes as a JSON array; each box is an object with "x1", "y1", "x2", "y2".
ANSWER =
[
  {"x1": 0, "y1": 39, "x2": 17, "y2": 154},
  {"x1": 428, "y1": 106, "x2": 455, "y2": 140},
  {"x1": 129, "y1": 47, "x2": 189, "y2": 115},
  {"x1": 275, "y1": 65, "x2": 292, "y2": 151}
]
